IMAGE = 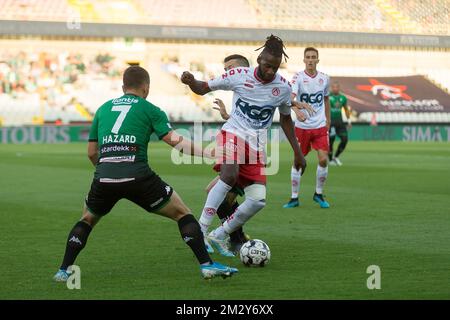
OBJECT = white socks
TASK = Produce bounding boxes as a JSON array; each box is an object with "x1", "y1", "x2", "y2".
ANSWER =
[
  {"x1": 211, "y1": 225, "x2": 228, "y2": 240},
  {"x1": 199, "y1": 179, "x2": 232, "y2": 235},
  {"x1": 290, "y1": 164, "x2": 328, "y2": 197},
  {"x1": 212, "y1": 197, "x2": 266, "y2": 240},
  {"x1": 316, "y1": 165, "x2": 328, "y2": 194},
  {"x1": 290, "y1": 167, "x2": 302, "y2": 199}
]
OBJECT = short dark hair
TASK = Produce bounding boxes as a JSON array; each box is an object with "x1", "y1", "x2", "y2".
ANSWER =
[
  {"x1": 123, "y1": 66, "x2": 150, "y2": 89},
  {"x1": 223, "y1": 54, "x2": 250, "y2": 67},
  {"x1": 256, "y1": 34, "x2": 289, "y2": 62},
  {"x1": 304, "y1": 47, "x2": 319, "y2": 57}
]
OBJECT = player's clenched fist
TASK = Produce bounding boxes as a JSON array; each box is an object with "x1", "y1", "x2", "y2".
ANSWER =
[{"x1": 181, "y1": 71, "x2": 195, "y2": 85}]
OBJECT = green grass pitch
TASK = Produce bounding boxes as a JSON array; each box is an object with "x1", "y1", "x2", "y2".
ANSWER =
[{"x1": 0, "y1": 141, "x2": 449, "y2": 299}]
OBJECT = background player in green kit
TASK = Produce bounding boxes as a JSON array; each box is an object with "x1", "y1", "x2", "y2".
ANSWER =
[
  {"x1": 328, "y1": 81, "x2": 351, "y2": 166},
  {"x1": 53, "y1": 66, "x2": 238, "y2": 281}
]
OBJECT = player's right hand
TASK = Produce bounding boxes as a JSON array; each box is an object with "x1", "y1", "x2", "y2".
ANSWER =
[{"x1": 181, "y1": 71, "x2": 195, "y2": 85}]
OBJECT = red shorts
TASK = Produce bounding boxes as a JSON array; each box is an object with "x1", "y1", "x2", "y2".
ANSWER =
[
  {"x1": 213, "y1": 130, "x2": 266, "y2": 188},
  {"x1": 295, "y1": 126, "x2": 329, "y2": 156}
]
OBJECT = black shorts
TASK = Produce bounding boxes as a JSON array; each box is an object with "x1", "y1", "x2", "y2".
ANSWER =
[
  {"x1": 330, "y1": 123, "x2": 348, "y2": 138},
  {"x1": 85, "y1": 174, "x2": 174, "y2": 216}
]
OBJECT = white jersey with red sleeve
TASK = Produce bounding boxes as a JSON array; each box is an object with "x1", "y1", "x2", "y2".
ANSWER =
[
  {"x1": 291, "y1": 70, "x2": 330, "y2": 130},
  {"x1": 207, "y1": 66, "x2": 292, "y2": 151}
]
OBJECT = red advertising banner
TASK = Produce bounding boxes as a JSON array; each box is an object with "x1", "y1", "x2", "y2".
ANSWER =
[{"x1": 333, "y1": 76, "x2": 450, "y2": 113}]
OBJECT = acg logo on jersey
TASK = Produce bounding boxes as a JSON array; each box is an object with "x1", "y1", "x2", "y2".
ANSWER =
[
  {"x1": 299, "y1": 92, "x2": 323, "y2": 105},
  {"x1": 235, "y1": 98, "x2": 274, "y2": 127}
]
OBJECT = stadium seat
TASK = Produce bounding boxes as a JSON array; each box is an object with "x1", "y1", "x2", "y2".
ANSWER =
[{"x1": 0, "y1": 0, "x2": 447, "y2": 35}]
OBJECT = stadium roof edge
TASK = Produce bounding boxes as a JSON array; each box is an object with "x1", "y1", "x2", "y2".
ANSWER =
[{"x1": 0, "y1": 20, "x2": 449, "y2": 49}]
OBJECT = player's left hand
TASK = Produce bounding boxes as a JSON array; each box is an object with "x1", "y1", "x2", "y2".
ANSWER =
[
  {"x1": 292, "y1": 101, "x2": 315, "y2": 116},
  {"x1": 326, "y1": 120, "x2": 331, "y2": 130},
  {"x1": 292, "y1": 108, "x2": 307, "y2": 122},
  {"x1": 294, "y1": 153, "x2": 307, "y2": 175}
]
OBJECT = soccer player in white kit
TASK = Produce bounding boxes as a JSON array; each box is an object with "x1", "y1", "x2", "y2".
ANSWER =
[
  {"x1": 181, "y1": 35, "x2": 307, "y2": 256},
  {"x1": 283, "y1": 47, "x2": 331, "y2": 209}
]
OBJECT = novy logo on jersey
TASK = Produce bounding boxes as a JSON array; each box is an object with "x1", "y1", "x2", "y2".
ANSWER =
[
  {"x1": 357, "y1": 79, "x2": 412, "y2": 100},
  {"x1": 235, "y1": 98, "x2": 275, "y2": 127},
  {"x1": 221, "y1": 68, "x2": 249, "y2": 79},
  {"x1": 272, "y1": 88, "x2": 280, "y2": 96},
  {"x1": 299, "y1": 92, "x2": 324, "y2": 105}
]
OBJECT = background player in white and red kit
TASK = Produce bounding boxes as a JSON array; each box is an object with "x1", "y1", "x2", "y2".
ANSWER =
[
  {"x1": 181, "y1": 35, "x2": 307, "y2": 256},
  {"x1": 283, "y1": 47, "x2": 331, "y2": 209}
]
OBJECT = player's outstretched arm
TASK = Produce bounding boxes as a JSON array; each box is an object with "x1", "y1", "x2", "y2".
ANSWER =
[
  {"x1": 162, "y1": 130, "x2": 212, "y2": 159},
  {"x1": 87, "y1": 141, "x2": 98, "y2": 166},
  {"x1": 180, "y1": 71, "x2": 211, "y2": 96},
  {"x1": 213, "y1": 98, "x2": 230, "y2": 120},
  {"x1": 280, "y1": 113, "x2": 306, "y2": 175}
]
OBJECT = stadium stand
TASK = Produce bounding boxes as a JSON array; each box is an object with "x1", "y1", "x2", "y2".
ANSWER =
[
  {"x1": 1, "y1": 40, "x2": 449, "y2": 126},
  {"x1": 0, "y1": 0, "x2": 448, "y2": 35},
  {"x1": 0, "y1": 0, "x2": 72, "y2": 22},
  {"x1": 0, "y1": 0, "x2": 448, "y2": 126},
  {"x1": 0, "y1": 47, "x2": 123, "y2": 125}
]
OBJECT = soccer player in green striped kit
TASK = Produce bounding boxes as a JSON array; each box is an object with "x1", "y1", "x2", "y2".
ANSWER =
[
  {"x1": 54, "y1": 66, "x2": 238, "y2": 281},
  {"x1": 328, "y1": 81, "x2": 351, "y2": 166}
]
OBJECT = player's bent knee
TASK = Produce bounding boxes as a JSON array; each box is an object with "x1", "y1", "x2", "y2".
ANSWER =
[
  {"x1": 244, "y1": 183, "x2": 266, "y2": 200},
  {"x1": 174, "y1": 210, "x2": 191, "y2": 222},
  {"x1": 243, "y1": 183, "x2": 266, "y2": 213},
  {"x1": 172, "y1": 203, "x2": 191, "y2": 221},
  {"x1": 319, "y1": 159, "x2": 328, "y2": 167},
  {"x1": 161, "y1": 205, "x2": 187, "y2": 221},
  {"x1": 156, "y1": 193, "x2": 191, "y2": 221},
  {"x1": 81, "y1": 209, "x2": 101, "y2": 227}
]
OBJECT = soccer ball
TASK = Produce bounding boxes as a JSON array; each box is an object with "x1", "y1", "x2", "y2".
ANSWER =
[{"x1": 239, "y1": 239, "x2": 271, "y2": 267}]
